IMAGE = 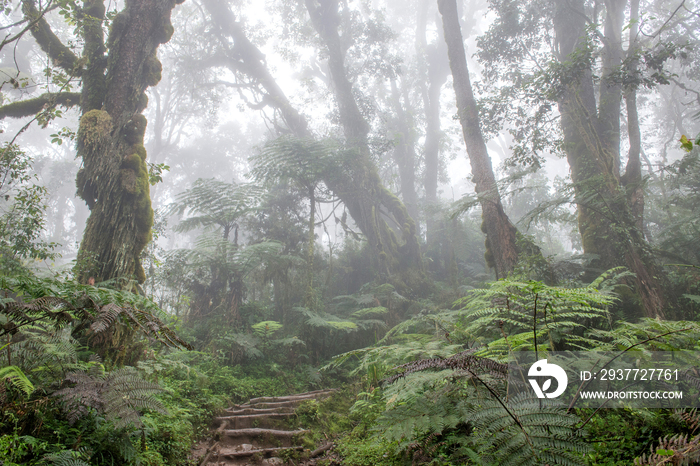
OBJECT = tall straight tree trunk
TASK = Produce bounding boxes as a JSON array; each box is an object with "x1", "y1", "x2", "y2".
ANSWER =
[
  {"x1": 389, "y1": 77, "x2": 420, "y2": 235},
  {"x1": 416, "y1": 0, "x2": 450, "y2": 244},
  {"x1": 554, "y1": 0, "x2": 668, "y2": 318},
  {"x1": 305, "y1": 185, "x2": 316, "y2": 311},
  {"x1": 438, "y1": 0, "x2": 519, "y2": 279},
  {"x1": 621, "y1": 0, "x2": 644, "y2": 233}
]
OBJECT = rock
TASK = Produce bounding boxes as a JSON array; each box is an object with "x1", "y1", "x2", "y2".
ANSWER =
[{"x1": 261, "y1": 458, "x2": 284, "y2": 466}]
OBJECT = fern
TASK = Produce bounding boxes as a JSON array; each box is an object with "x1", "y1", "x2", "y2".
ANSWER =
[
  {"x1": 293, "y1": 306, "x2": 359, "y2": 332},
  {"x1": 0, "y1": 272, "x2": 191, "y2": 351},
  {"x1": 453, "y1": 276, "x2": 615, "y2": 355},
  {"x1": 250, "y1": 136, "x2": 336, "y2": 187},
  {"x1": 383, "y1": 347, "x2": 507, "y2": 384},
  {"x1": 168, "y1": 178, "x2": 264, "y2": 235},
  {"x1": 375, "y1": 370, "x2": 465, "y2": 444},
  {"x1": 0, "y1": 365, "x2": 34, "y2": 396},
  {"x1": 44, "y1": 449, "x2": 92, "y2": 466},
  {"x1": 251, "y1": 320, "x2": 283, "y2": 338},
  {"x1": 351, "y1": 306, "x2": 388, "y2": 318},
  {"x1": 54, "y1": 366, "x2": 166, "y2": 428},
  {"x1": 466, "y1": 393, "x2": 589, "y2": 466},
  {"x1": 635, "y1": 434, "x2": 700, "y2": 465},
  {"x1": 587, "y1": 319, "x2": 700, "y2": 352}
]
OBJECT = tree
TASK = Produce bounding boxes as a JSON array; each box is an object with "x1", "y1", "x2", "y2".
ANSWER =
[
  {"x1": 197, "y1": 0, "x2": 424, "y2": 285},
  {"x1": 415, "y1": 0, "x2": 450, "y2": 243},
  {"x1": 168, "y1": 178, "x2": 264, "y2": 323},
  {"x1": 0, "y1": 0, "x2": 183, "y2": 285},
  {"x1": 437, "y1": 0, "x2": 521, "y2": 279},
  {"x1": 475, "y1": 0, "x2": 695, "y2": 316},
  {"x1": 552, "y1": 0, "x2": 671, "y2": 317},
  {"x1": 303, "y1": 0, "x2": 423, "y2": 280}
]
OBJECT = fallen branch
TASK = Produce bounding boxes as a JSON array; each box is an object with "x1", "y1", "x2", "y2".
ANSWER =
[
  {"x1": 309, "y1": 442, "x2": 334, "y2": 458},
  {"x1": 198, "y1": 441, "x2": 219, "y2": 466}
]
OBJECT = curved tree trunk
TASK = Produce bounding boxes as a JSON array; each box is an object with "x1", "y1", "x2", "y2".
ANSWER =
[
  {"x1": 202, "y1": 0, "x2": 423, "y2": 282},
  {"x1": 303, "y1": 0, "x2": 423, "y2": 279},
  {"x1": 438, "y1": 0, "x2": 519, "y2": 279}
]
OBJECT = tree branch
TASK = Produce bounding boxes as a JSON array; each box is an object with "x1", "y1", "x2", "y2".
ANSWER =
[
  {"x1": 0, "y1": 92, "x2": 81, "y2": 120},
  {"x1": 21, "y1": 0, "x2": 82, "y2": 75}
]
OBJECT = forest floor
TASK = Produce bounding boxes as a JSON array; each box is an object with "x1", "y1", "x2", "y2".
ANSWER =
[{"x1": 192, "y1": 389, "x2": 339, "y2": 466}]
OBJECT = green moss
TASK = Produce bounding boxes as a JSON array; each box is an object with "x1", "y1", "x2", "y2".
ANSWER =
[
  {"x1": 157, "y1": 22, "x2": 175, "y2": 44},
  {"x1": 137, "y1": 92, "x2": 149, "y2": 113},
  {"x1": 78, "y1": 109, "x2": 112, "y2": 150},
  {"x1": 115, "y1": 114, "x2": 153, "y2": 284},
  {"x1": 106, "y1": 12, "x2": 127, "y2": 50},
  {"x1": 484, "y1": 241, "x2": 495, "y2": 270},
  {"x1": 122, "y1": 152, "x2": 141, "y2": 170},
  {"x1": 143, "y1": 54, "x2": 162, "y2": 87},
  {"x1": 123, "y1": 114, "x2": 147, "y2": 144},
  {"x1": 76, "y1": 167, "x2": 97, "y2": 208}
]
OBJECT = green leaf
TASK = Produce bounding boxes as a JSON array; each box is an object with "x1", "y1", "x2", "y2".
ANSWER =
[{"x1": 680, "y1": 135, "x2": 693, "y2": 152}]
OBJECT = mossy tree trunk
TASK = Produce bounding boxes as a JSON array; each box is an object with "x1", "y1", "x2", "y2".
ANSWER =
[
  {"x1": 438, "y1": 0, "x2": 520, "y2": 279},
  {"x1": 7, "y1": 0, "x2": 182, "y2": 285},
  {"x1": 75, "y1": 0, "x2": 180, "y2": 285},
  {"x1": 554, "y1": 0, "x2": 668, "y2": 318}
]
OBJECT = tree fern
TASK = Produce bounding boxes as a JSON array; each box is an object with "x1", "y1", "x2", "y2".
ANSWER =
[
  {"x1": 250, "y1": 136, "x2": 336, "y2": 188},
  {"x1": 454, "y1": 276, "x2": 616, "y2": 355},
  {"x1": 168, "y1": 178, "x2": 264, "y2": 236}
]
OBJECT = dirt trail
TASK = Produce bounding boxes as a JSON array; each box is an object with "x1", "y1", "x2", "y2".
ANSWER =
[{"x1": 195, "y1": 389, "x2": 336, "y2": 466}]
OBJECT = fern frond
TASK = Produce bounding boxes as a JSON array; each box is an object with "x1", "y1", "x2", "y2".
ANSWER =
[
  {"x1": 467, "y1": 393, "x2": 589, "y2": 466},
  {"x1": 53, "y1": 366, "x2": 166, "y2": 428},
  {"x1": 384, "y1": 348, "x2": 507, "y2": 384},
  {"x1": 635, "y1": 434, "x2": 700, "y2": 465},
  {"x1": 0, "y1": 365, "x2": 34, "y2": 395},
  {"x1": 44, "y1": 449, "x2": 92, "y2": 466}
]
